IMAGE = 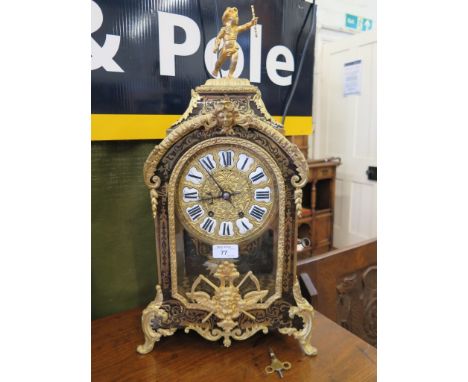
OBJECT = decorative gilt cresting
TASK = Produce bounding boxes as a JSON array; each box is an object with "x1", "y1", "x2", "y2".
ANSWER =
[
  {"x1": 185, "y1": 261, "x2": 269, "y2": 347},
  {"x1": 137, "y1": 286, "x2": 177, "y2": 354},
  {"x1": 279, "y1": 278, "x2": 318, "y2": 356}
]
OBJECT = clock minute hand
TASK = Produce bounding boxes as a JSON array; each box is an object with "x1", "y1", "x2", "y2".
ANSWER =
[{"x1": 206, "y1": 170, "x2": 225, "y2": 193}]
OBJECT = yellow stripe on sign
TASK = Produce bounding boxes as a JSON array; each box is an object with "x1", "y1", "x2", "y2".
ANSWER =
[
  {"x1": 91, "y1": 114, "x2": 313, "y2": 141},
  {"x1": 274, "y1": 116, "x2": 313, "y2": 136}
]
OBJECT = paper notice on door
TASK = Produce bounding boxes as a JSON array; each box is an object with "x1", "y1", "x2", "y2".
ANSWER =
[
  {"x1": 213, "y1": 244, "x2": 239, "y2": 259},
  {"x1": 344, "y1": 60, "x2": 362, "y2": 96}
]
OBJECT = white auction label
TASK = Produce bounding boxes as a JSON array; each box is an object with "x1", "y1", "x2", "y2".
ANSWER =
[{"x1": 213, "y1": 244, "x2": 239, "y2": 259}]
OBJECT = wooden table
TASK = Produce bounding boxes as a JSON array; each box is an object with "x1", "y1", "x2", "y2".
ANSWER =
[{"x1": 92, "y1": 308, "x2": 376, "y2": 381}]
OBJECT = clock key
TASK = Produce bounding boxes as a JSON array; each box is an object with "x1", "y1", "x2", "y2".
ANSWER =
[{"x1": 265, "y1": 348, "x2": 291, "y2": 378}]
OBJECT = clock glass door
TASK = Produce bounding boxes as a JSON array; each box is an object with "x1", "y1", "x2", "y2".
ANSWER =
[{"x1": 168, "y1": 137, "x2": 285, "y2": 307}]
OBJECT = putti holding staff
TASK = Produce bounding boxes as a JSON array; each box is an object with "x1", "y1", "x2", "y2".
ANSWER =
[{"x1": 212, "y1": 6, "x2": 258, "y2": 78}]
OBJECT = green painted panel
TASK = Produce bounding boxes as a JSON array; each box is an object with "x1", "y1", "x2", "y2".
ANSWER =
[{"x1": 92, "y1": 140, "x2": 160, "y2": 319}]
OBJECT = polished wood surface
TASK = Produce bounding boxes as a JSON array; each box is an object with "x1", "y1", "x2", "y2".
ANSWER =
[{"x1": 92, "y1": 308, "x2": 376, "y2": 382}]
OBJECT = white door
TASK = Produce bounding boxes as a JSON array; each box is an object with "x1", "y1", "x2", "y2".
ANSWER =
[{"x1": 314, "y1": 30, "x2": 377, "y2": 248}]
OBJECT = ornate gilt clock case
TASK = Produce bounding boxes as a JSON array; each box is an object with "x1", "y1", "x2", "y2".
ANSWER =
[{"x1": 137, "y1": 78, "x2": 317, "y2": 356}]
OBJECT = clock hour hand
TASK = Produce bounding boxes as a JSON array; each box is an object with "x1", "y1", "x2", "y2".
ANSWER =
[
  {"x1": 198, "y1": 192, "x2": 216, "y2": 203},
  {"x1": 199, "y1": 191, "x2": 241, "y2": 202}
]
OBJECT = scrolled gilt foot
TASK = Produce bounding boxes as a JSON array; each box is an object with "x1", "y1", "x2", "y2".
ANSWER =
[
  {"x1": 302, "y1": 343, "x2": 318, "y2": 356},
  {"x1": 136, "y1": 285, "x2": 176, "y2": 354},
  {"x1": 137, "y1": 337, "x2": 158, "y2": 355},
  {"x1": 278, "y1": 278, "x2": 318, "y2": 356}
]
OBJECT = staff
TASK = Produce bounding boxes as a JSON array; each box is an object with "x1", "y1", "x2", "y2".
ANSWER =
[{"x1": 251, "y1": 5, "x2": 257, "y2": 38}]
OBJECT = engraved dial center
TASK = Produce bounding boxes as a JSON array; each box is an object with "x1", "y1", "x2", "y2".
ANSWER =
[
  {"x1": 177, "y1": 143, "x2": 276, "y2": 244},
  {"x1": 198, "y1": 168, "x2": 252, "y2": 222}
]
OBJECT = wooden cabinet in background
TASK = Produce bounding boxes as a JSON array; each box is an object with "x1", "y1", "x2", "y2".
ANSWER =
[
  {"x1": 286, "y1": 135, "x2": 309, "y2": 158},
  {"x1": 297, "y1": 158, "x2": 341, "y2": 259},
  {"x1": 297, "y1": 239, "x2": 377, "y2": 347}
]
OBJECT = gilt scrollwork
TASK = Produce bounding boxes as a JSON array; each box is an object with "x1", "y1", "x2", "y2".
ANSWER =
[
  {"x1": 185, "y1": 324, "x2": 268, "y2": 348},
  {"x1": 184, "y1": 261, "x2": 269, "y2": 347},
  {"x1": 252, "y1": 89, "x2": 280, "y2": 126},
  {"x1": 278, "y1": 278, "x2": 317, "y2": 356},
  {"x1": 202, "y1": 95, "x2": 251, "y2": 115},
  {"x1": 143, "y1": 114, "x2": 212, "y2": 188},
  {"x1": 137, "y1": 285, "x2": 177, "y2": 354}
]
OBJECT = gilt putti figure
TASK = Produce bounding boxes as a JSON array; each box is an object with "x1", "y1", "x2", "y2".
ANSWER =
[{"x1": 212, "y1": 7, "x2": 258, "y2": 78}]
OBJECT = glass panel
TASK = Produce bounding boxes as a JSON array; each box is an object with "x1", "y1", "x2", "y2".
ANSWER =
[
  {"x1": 171, "y1": 138, "x2": 282, "y2": 303},
  {"x1": 175, "y1": 214, "x2": 278, "y2": 300}
]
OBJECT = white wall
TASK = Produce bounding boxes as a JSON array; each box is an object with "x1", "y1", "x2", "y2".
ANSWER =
[{"x1": 310, "y1": 0, "x2": 376, "y2": 158}]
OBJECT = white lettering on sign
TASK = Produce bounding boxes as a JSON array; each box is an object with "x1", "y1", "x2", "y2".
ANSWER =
[
  {"x1": 213, "y1": 244, "x2": 239, "y2": 259},
  {"x1": 91, "y1": 1, "x2": 124, "y2": 72},
  {"x1": 158, "y1": 11, "x2": 201, "y2": 76},
  {"x1": 266, "y1": 45, "x2": 294, "y2": 86},
  {"x1": 157, "y1": 12, "x2": 295, "y2": 86}
]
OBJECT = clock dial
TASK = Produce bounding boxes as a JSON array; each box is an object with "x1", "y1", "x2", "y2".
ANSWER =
[{"x1": 176, "y1": 143, "x2": 277, "y2": 244}]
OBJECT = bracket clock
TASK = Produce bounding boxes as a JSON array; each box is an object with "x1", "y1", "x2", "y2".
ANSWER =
[
  {"x1": 136, "y1": 4, "x2": 316, "y2": 357},
  {"x1": 136, "y1": 77, "x2": 317, "y2": 356}
]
